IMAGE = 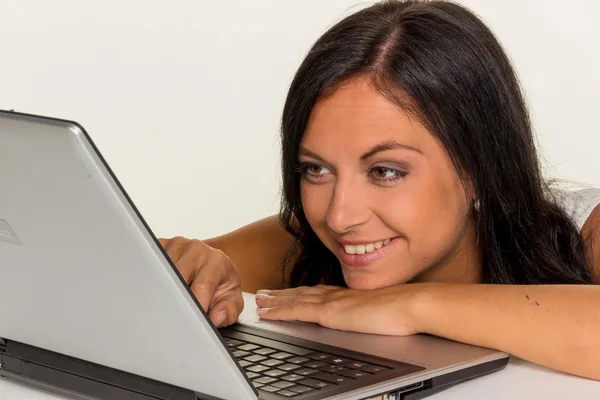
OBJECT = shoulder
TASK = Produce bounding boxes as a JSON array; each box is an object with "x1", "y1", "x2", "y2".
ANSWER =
[
  {"x1": 546, "y1": 183, "x2": 600, "y2": 283},
  {"x1": 547, "y1": 184, "x2": 600, "y2": 231},
  {"x1": 581, "y1": 204, "x2": 600, "y2": 284}
]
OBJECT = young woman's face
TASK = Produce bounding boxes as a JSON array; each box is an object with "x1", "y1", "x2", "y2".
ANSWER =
[{"x1": 299, "y1": 78, "x2": 479, "y2": 290}]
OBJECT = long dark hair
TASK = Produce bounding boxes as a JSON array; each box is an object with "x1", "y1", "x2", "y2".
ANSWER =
[{"x1": 279, "y1": 0, "x2": 593, "y2": 287}]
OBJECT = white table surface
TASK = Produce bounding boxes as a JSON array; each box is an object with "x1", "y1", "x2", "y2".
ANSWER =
[{"x1": 2, "y1": 293, "x2": 600, "y2": 399}]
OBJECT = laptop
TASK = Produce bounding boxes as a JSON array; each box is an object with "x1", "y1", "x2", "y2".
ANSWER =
[{"x1": 0, "y1": 110, "x2": 509, "y2": 400}]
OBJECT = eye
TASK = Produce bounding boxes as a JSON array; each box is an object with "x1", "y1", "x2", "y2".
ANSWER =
[
  {"x1": 369, "y1": 166, "x2": 407, "y2": 184},
  {"x1": 307, "y1": 164, "x2": 327, "y2": 175},
  {"x1": 296, "y1": 162, "x2": 331, "y2": 181}
]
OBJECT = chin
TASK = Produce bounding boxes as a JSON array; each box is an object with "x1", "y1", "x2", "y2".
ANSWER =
[
  {"x1": 341, "y1": 261, "x2": 415, "y2": 290},
  {"x1": 343, "y1": 274, "x2": 404, "y2": 291}
]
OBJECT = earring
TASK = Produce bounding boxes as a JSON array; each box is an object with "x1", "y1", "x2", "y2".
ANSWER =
[{"x1": 474, "y1": 198, "x2": 481, "y2": 212}]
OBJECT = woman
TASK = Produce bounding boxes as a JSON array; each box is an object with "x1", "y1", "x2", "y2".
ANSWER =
[{"x1": 159, "y1": 0, "x2": 600, "y2": 380}]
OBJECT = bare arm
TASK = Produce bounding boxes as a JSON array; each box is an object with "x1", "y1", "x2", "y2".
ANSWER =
[
  {"x1": 204, "y1": 215, "x2": 294, "y2": 293},
  {"x1": 258, "y1": 275, "x2": 600, "y2": 380},
  {"x1": 413, "y1": 283, "x2": 600, "y2": 379},
  {"x1": 404, "y1": 204, "x2": 600, "y2": 379}
]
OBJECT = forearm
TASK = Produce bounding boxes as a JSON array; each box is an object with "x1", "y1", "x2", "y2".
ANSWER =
[
  {"x1": 204, "y1": 215, "x2": 294, "y2": 293},
  {"x1": 413, "y1": 283, "x2": 600, "y2": 379}
]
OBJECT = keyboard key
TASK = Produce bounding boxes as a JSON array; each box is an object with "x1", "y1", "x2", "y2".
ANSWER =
[
  {"x1": 261, "y1": 359, "x2": 284, "y2": 367},
  {"x1": 260, "y1": 386, "x2": 280, "y2": 393},
  {"x1": 272, "y1": 381, "x2": 295, "y2": 389},
  {"x1": 304, "y1": 361, "x2": 326, "y2": 369},
  {"x1": 246, "y1": 372, "x2": 260, "y2": 379},
  {"x1": 247, "y1": 365, "x2": 270, "y2": 373},
  {"x1": 252, "y1": 382, "x2": 264, "y2": 389},
  {"x1": 245, "y1": 354, "x2": 267, "y2": 363},
  {"x1": 361, "y1": 365, "x2": 388, "y2": 374},
  {"x1": 233, "y1": 350, "x2": 250, "y2": 358},
  {"x1": 329, "y1": 357, "x2": 348, "y2": 365},
  {"x1": 289, "y1": 385, "x2": 313, "y2": 394},
  {"x1": 254, "y1": 376, "x2": 277, "y2": 385},
  {"x1": 223, "y1": 338, "x2": 244, "y2": 348},
  {"x1": 300, "y1": 378, "x2": 330, "y2": 389},
  {"x1": 313, "y1": 372, "x2": 348, "y2": 384},
  {"x1": 278, "y1": 363, "x2": 301, "y2": 372},
  {"x1": 294, "y1": 368, "x2": 318, "y2": 376},
  {"x1": 254, "y1": 347, "x2": 277, "y2": 356},
  {"x1": 222, "y1": 331, "x2": 311, "y2": 356},
  {"x1": 264, "y1": 369, "x2": 287, "y2": 378},
  {"x1": 238, "y1": 344, "x2": 261, "y2": 351},
  {"x1": 238, "y1": 360, "x2": 253, "y2": 368},
  {"x1": 318, "y1": 364, "x2": 344, "y2": 373},
  {"x1": 271, "y1": 352, "x2": 294, "y2": 360},
  {"x1": 343, "y1": 361, "x2": 367, "y2": 369},
  {"x1": 339, "y1": 369, "x2": 370, "y2": 379},
  {"x1": 287, "y1": 356, "x2": 310, "y2": 364},
  {"x1": 276, "y1": 390, "x2": 299, "y2": 397},
  {"x1": 281, "y1": 374, "x2": 304, "y2": 382},
  {"x1": 307, "y1": 352, "x2": 331, "y2": 361}
]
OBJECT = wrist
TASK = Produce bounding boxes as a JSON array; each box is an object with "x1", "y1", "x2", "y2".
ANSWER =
[{"x1": 407, "y1": 282, "x2": 443, "y2": 335}]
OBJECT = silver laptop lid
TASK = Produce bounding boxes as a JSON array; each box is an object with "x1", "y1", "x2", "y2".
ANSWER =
[{"x1": 0, "y1": 111, "x2": 256, "y2": 400}]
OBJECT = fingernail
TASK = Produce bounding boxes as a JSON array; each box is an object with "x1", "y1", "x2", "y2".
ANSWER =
[
  {"x1": 256, "y1": 290, "x2": 271, "y2": 296},
  {"x1": 256, "y1": 294, "x2": 270, "y2": 300},
  {"x1": 215, "y1": 311, "x2": 226, "y2": 327},
  {"x1": 257, "y1": 308, "x2": 270, "y2": 315}
]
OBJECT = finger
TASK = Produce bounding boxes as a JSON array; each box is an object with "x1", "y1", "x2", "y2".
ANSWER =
[
  {"x1": 258, "y1": 302, "x2": 327, "y2": 326},
  {"x1": 255, "y1": 293, "x2": 323, "y2": 309},
  {"x1": 164, "y1": 236, "x2": 189, "y2": 263},
  {"x1": 189, "y1": 259, "x2": 226, "y2": 312},
  {"x1": 314, "y1": 284, "x2": 340, "y2": 290},
  {"x1": 209, "y1": 290, "x2": 244, "y2": 328},
  {"x1": 173, "y1": 245, "x2": 204, "y2": 283},
  {"x1": 260, "y1": 286, "x2": 329, "y2": 297},
  {"x1": 157, "y1": 238, "x2": 168, "y2": 247},
  {"x1": 209, "y1": 252, "x2": 237, "y2": 289}
]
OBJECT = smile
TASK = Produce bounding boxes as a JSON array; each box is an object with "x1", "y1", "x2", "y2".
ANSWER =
[
  {"x1": 342, "y1": 239, "x2": 393, "y2": 254},
  {"x1": 337, "y1": 237, "x2": 400, "y2": 268}
]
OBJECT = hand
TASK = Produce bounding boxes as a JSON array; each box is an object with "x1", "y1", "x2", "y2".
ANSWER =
[
  {"x1": 254, "y1": 284, "x2": 423, "y2": 336},
  {"x1": 158, "y1": 236, "x2": 243, "y2": 328}
]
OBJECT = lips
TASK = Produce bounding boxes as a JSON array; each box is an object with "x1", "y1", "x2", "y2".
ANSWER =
[{"x1": 336, "y1": 237, "x2": 400, "y2": 267}]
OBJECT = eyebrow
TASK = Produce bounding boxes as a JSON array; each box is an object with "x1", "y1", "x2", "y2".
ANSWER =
[
  {"x1": 359, "y1": 140, "x2": 422, "y2": 160},
  {"x1": 298, "y1": 139, "x2": 422, "y2": 162}
]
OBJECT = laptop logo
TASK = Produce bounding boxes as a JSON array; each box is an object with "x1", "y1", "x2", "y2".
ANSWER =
[{"x1": 0, "y1": 219, "x2": 22, "y2": 246}]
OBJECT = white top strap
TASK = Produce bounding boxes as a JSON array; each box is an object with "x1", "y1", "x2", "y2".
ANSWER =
[{"x1": 549, "y1": 187, "x2": 600, "y2": 231}]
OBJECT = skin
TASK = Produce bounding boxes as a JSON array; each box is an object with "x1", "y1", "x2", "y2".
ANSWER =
[{"x1": 160, "y1": 79, "x2": 600, "y2": 380}]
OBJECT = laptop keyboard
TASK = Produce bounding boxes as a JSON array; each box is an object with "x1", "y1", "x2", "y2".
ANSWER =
[{"x1": 223, "y1": 335, "x2": 390, "y2": 398}]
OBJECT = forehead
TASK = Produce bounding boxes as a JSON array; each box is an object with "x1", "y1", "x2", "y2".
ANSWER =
[{"x1": 302, "y1": 79, "x2": 435, "y2": 154}]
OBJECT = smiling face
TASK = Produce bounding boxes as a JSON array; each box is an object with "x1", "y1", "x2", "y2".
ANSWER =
[{"x1": 298, "y1": 78, "x2": 481, "y2": 290}]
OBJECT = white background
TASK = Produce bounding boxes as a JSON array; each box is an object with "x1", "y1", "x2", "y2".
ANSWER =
[{"x1": 1, "y1": 0, "x2": 598, "y2": 239}]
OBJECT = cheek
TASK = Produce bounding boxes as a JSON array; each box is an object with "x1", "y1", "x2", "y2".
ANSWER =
[
  {"x1": 374, "y1": 174, "x2": 467, "y2": 262},
  {"x1": 411, "y1": 181, "x2": 468, "y2": 260},
  {"x1": 300, "y1": 181, "x2": 330, "y2": 225}
]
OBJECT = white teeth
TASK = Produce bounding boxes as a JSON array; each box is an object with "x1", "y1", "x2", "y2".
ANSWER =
[{"x1": 343, "y1": 239, "x2": 393, "y2": 255}]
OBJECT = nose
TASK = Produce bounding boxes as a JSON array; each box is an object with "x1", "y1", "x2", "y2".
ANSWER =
[{"x1": 325, "y1": 177, "x2": 370, "y2": 235}]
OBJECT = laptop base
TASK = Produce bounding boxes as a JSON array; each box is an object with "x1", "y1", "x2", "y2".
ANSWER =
[
  {"x1": 1, "y1": 334, "x2": 508, "y2": 400},
  {"x1": 0, "y1": 339, "x2": 218, "y2": 400}
]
